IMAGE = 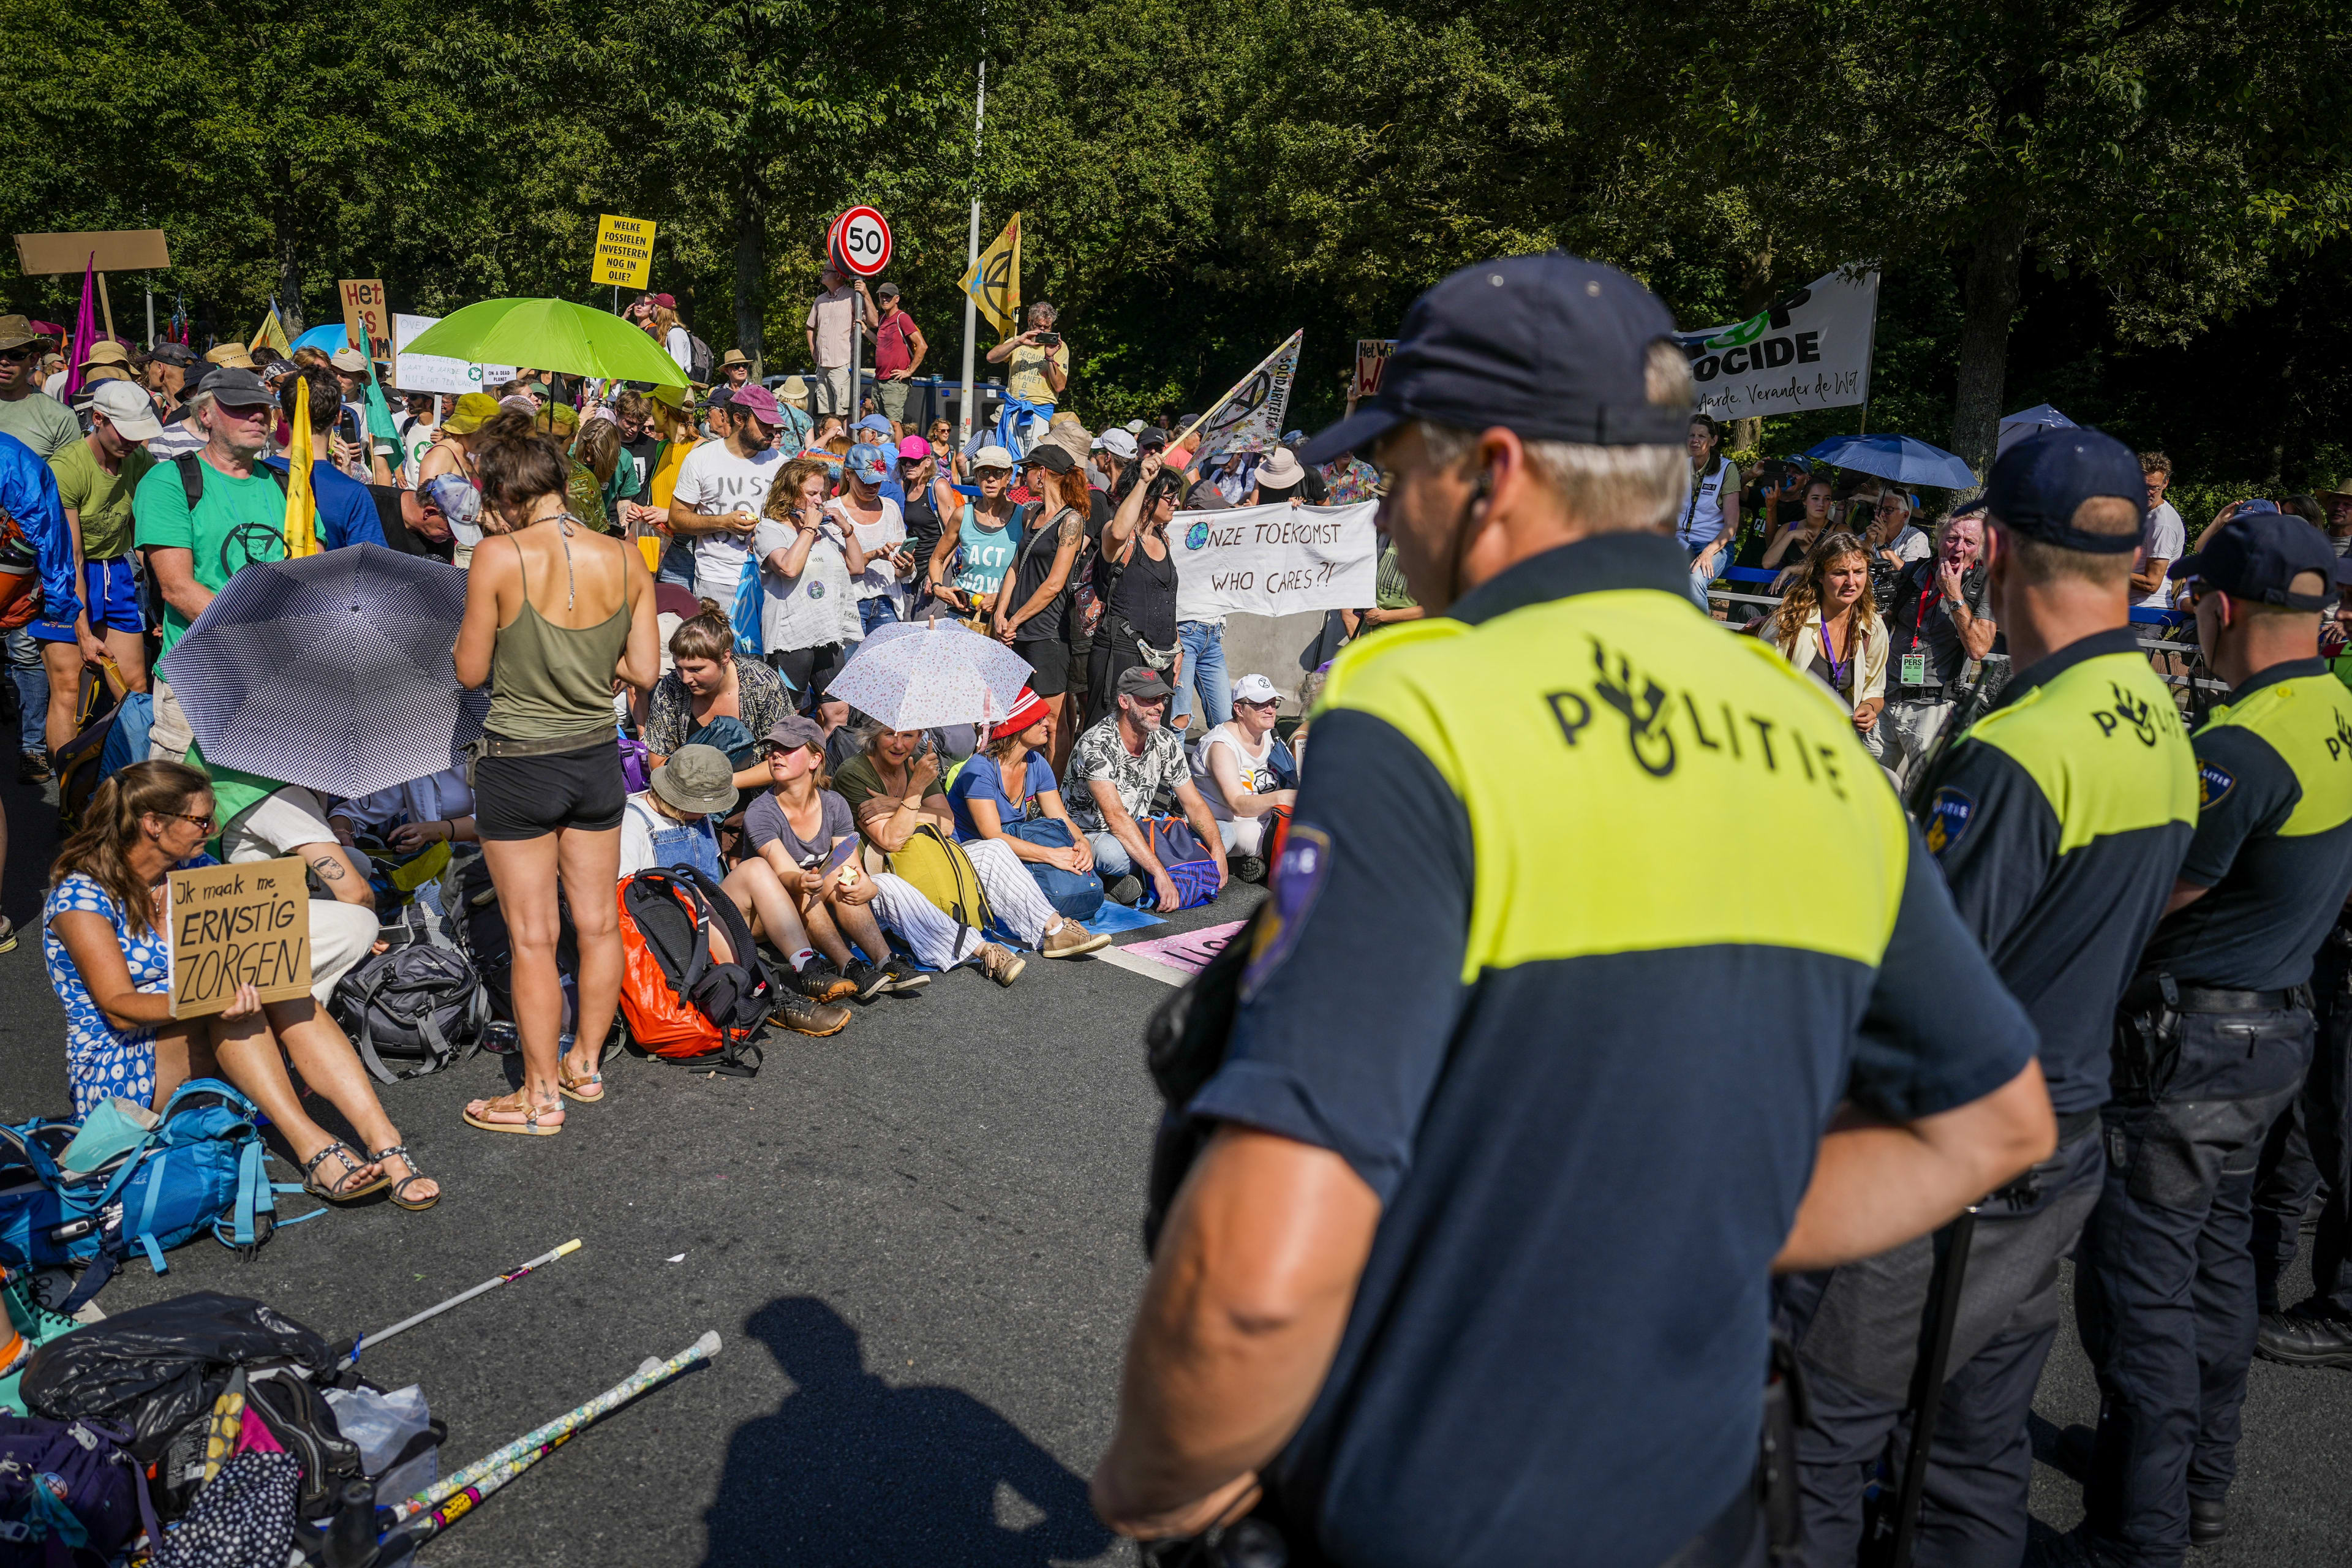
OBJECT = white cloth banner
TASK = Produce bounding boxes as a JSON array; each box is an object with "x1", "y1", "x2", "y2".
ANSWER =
[
  {"x1": 1173, "y1": 501, "x2": 1378, "y2": 622},
  {"x1": 393, "y1": 314, "x2": 515, "y2": 397},
  {"x1": 1671, "y1": 269, "x2": 1878, "y2": 421},
  {"x1": 1195, "y1": 330, "x2": 1303, "y2": 457}
]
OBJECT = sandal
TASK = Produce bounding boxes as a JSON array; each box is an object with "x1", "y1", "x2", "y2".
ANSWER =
[
  {"x1": 462, "y1": 1091, "x2": 564, "y2": 1137},
  {"x1": 301, "y1": 1141, "x2": 388, "y2": 1202},
  {"x1": 557, "y1": 1069, "x2": 605, "y2": 1104},
  {"x1": 369, "y1": 1145, "x2": 440, "y2": 1212}
]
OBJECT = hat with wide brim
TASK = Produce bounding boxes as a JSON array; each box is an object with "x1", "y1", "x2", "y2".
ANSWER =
[
  {"x1": 1254, "y1": 448, "x2": 1305, "y2": 489},
  {"x1": 650, "y1": 744, "x2": 739, "y2": 815}
]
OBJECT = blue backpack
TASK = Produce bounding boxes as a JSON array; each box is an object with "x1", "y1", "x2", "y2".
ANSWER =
[{"x1": 0, "y1": 1080, "x2": 320, "y2": 1314}]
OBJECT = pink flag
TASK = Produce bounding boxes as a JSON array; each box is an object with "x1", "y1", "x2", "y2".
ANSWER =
[{"x1": 62, "y1": 253, "x2": 97, "y2": 401}]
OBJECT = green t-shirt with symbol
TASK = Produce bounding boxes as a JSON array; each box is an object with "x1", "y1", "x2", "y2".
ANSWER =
[{"x1": 131, "y1": 455, "x2": 285, "y2": 655}]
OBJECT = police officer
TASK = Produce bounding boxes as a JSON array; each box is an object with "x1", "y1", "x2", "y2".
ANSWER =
[
  {"x1": 1088, "y1": 254, "x2": 2057, "y2": 1568},
  {"x1": 2060, "y1": 510, "x2": 2352, "y2": 1565},
  {"x1": 1781, "y1": 428, "x2": 2197, "y2": 1567}
]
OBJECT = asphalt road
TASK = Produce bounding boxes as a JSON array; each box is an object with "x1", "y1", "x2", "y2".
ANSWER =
[{"x1": 0, "y1": 766, "x2": 2346, "y2": 1566}]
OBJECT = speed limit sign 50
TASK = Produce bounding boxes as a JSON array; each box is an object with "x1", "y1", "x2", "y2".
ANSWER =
[{"x1": 831, "y1": 207, "x2": 892, "y2": 277}]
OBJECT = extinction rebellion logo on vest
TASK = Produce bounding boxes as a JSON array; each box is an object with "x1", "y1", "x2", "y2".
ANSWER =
[{"x1": 1544, "y1": 636, "x2": 1851, "y2": 799}]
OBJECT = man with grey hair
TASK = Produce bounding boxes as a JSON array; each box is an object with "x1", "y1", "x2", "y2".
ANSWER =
[
  {"x1": 1091, "y1": 253, "x2": 2054, "y2": 1566},
  {"x1": 1872, "y1": 504, "x2": 1998, "y2": 785}
]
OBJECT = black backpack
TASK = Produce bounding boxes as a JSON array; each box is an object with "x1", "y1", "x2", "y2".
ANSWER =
[
  {"x1": 688, "y1": 334, "x2": 714, "y2": 383},
  {"x1": 328, "y1": 929, "x2": 489, "y2": 1084}
]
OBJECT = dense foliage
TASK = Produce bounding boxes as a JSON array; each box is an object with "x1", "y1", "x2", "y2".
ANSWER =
[{"x1": 7, "y1": 0, "x2": 2350, "y2": 497}]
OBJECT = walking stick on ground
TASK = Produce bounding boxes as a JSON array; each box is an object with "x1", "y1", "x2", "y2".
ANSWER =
[
  {"x1": 1887, "y1": 1208, "x2": 1978, "y2": 1568},
  {"x1": 336, "y1": 1239, "x2": 582, "y2": 1372}
]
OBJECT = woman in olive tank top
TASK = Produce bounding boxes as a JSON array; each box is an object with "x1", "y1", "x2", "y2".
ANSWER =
[{"x1": 456, "y1": 413, "x2": 659, "y2": 1137}]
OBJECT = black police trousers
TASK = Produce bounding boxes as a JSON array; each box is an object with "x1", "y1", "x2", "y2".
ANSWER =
[
  {"x1": 2075, "y1": 1000, "x2": 2314, "y2": 1567},
  {"x1": 1774, "y1": 1122, "x2": 2105, "y2": 1568},
  {"x1": 2250, "y1": 929, "x2": 2352, "y2": 1316}
]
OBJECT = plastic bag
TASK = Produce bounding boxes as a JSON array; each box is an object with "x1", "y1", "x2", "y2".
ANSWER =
[
  {"x1": 324, "y1": 1383, "x2": 438, "y2": 1504},
  {"x1": 19, "y1": 1291, "x2": 331, "y2": 1462}
]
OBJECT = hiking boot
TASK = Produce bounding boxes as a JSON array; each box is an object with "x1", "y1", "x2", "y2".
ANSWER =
[
  {"x1": 1042, "y1": 920, "x2": 1111, "y2": 958},
  {"x1": 1232, "y1": 854, "x2": 1268, "y2": 885},
  {"x1": 841, "y1": 960, "x2": 894, "y2": 1001},
  {"x1": 15, "y1": 752, "x2": 47, "y2": 784},
  {"x1": 793, "y1": 957, "x2": 860, "y2": 1004},
  {"x1": 771, "y1": 995, "x2": 851, "y2": 1038},
  {"x1": 877, "y1": 956, "x2": 931, "y2": 993},
  {"x1": 976, "y1": 941, "x2": 1025, "y2": 987},
  {"x1": 2255, "y1": 1303, "x2": 2352, "y2": 1368},
  {"x1": 1106, "y1": 874, "x2": 1143, "y2": 907}
]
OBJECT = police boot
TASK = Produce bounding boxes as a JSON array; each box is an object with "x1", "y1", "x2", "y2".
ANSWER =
[
  {"x1": 2255, "y1": 1303, "x2": 2352, "y2": 1368},
  {"x1": 2189, "y1": 1497, "x2": 2227, "y2": 1548}
]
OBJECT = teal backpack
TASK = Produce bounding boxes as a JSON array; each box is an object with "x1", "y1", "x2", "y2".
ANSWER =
[{"x1": 0, "y1": 1080, "x2": 322, "y2": 1313}]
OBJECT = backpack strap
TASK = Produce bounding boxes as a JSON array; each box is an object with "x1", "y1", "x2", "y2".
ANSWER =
[
  {"x1": 631, "y1": 871, "x2": 716, "y2": 1000},
  {"x1": 175, "y1": 451, "x2": 203, "y2": 510}
]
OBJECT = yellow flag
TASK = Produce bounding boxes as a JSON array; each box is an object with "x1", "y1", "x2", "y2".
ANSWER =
[
  {"x1": 249, "y1": 308, "x2": 293, "y2": 358},
  {"x1": 284, "y1": 377, "x2": 318, "y2": 557},
  {"x1": 959, "y1": 213, "x2": 1021, "y2": 336}
]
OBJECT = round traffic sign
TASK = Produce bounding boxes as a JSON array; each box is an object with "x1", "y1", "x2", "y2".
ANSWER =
[{"x1": 834, "y1": 207, "x2": 892, "y2": 277}]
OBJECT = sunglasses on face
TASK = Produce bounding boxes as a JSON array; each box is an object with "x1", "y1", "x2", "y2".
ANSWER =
[{"x1": 0, "y1": 348, "x2": 31, "y2": 364}]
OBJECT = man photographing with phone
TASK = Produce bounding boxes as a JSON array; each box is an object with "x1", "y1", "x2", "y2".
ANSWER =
[{"x1": 987, "y1": 301, "x2": 1069, "y2": 425}]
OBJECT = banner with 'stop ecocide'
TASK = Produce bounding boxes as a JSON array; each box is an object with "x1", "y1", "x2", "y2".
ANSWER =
[
  {"x1": 1173, "y1": 500, "x2": 1377, "y2": 622},
  {"x1": 1672, "y1": 269, "x2": 1878, "y2": 421}
]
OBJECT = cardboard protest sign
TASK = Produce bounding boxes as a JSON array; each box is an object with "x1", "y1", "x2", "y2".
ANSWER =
[
  {"x1": 1672, "y1": 268, "x2": 1879, "y2": 421},
  {"x1": 167, "y1": 858, "x2": 311, "y2": 1019},
  {"x1": 394, "y1": 314, "x2": 516, "y2": 397},
  {"x1": 1354, "y1": 339, "x2": 1394, "y2": 401},
  {"x1": 592, "y1": 214, "x2": 655, "y2": 290},
  {"x1": 339, "y1": 279, "x2": 393, "y2": 369},
  {"x1": 1172, "y1": 500, "x2": 1378, "y2": 621}
]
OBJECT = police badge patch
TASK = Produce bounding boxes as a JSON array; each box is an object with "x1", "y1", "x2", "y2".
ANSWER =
[
  {"x1": 1241, "y1": 826, "x2": 1332, "y2": 1002},
  {"x1": 2198, "y1": 761, "x2": 2235, "y2": 810},
  {"x1": 1924, "y1": 787, "x2": 1974, "y2": 858}
]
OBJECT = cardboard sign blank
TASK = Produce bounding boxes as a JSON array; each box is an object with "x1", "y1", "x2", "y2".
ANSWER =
[
  {"x1": 168, "y1": 858, "x2": 312, "y2": 1019},
  {"x1": 15, "y1": 230, "x2": 170, "y2": 275}
]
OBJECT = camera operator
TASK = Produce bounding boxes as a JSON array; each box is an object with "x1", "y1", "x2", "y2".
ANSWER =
[{"x1": 987, "y1": 302, "x2": 1069, "y2": 424}]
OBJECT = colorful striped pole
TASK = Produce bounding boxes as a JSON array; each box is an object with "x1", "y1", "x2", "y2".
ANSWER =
[{"x1": 380, "y1": 1331, "x2": 720, "y2": 1545}]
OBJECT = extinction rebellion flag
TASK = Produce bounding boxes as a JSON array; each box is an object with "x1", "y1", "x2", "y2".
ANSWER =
[
  {"x1": 1191, "y1": 330, "x2": 1303, "y2": 456},
  {"x1": 1672, "y1": 268, "x2": 1879, "y2": 421}
]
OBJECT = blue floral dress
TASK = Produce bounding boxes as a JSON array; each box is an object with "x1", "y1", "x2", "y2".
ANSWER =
[{"x1": 43, "y1": 856, "x2": 217, "y2": 1118}]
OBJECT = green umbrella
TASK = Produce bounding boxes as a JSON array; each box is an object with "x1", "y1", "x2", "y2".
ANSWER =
[{"x1": 401, "y1": 298, "x2": 690, "y2": 388}]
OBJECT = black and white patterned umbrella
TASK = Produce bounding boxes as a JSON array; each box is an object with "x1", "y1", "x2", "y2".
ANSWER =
[{"x1": 160, "y1": 545, "x2": 489, "y2": 799}]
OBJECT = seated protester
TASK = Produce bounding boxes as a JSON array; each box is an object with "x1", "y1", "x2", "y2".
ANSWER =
[
  {"x1": 641, "y1": 606, "x2": 791, "y2": 801},
  {"x1": 44, "y1": 763, "x2": 437, "y2": 1208},
  {"x1": 617, "y1": 744, "x2": 851, "y2": 1036},
  {"x1": 1061, "y1": 666, "x2": 1229, "y2": 909},
  {"x1": 753, "y1": 454, "x2": 866, "y2": 710},
  {"x1": 329, "y1": 766, "x2": 477, "y2": 851},
  {"x1": 1752, "y1": 530, "x2": 1887, "y2": 742},
  {"x1": 262, "y1": 369, "x2": 388, "y2": 551},
  {"x1": 743, "y1": 715, "x2": 965, "y2": 997},
  {"x1": 835, "y1": 706, "x2": 1107, "y2": 960},
  {"x1": 1188, "y1": 671, "x2": 1298, "y2": 876},
  {"x1": 949, "y1": 689, "x2": 1117, "y2": 930}
]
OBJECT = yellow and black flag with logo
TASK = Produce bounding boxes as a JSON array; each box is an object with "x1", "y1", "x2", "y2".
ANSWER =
[{"x1": 959, "y1": 213, "x2": 1020, "y2": 336}]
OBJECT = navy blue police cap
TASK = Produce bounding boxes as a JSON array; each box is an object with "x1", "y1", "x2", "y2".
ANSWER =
[
  {"x1": 1982, "y1": 427, "x2": 2146, "y2": 554},
  {"x1": 1298, "y1": 252, "x2": 1691, "y2": 467},
  {"x1": 2168, "y1": 508, "x2": 2339, "y2": 611}
]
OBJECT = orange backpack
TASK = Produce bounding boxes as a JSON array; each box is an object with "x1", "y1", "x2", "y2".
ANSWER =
[{"x1": 616, "y1": 869, "x2": 771, "y2": 1076}]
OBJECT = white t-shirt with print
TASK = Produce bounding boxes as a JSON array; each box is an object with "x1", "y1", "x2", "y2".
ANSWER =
[
  {"x1": 752, "y1": 515, "x2": 862, "y2": 654},
  {"x1": 673, "y1": 440, "x2": 785, "y2": 602},
  {"x1": 829, "y1": 496, "x2": 907, "y2": 612}
]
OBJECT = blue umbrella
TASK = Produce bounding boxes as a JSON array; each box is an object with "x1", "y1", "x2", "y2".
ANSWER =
[
  {"x1": 1803, "y1": 434, "x2": 1977, "y2": 490},
  {"x1": 160, "y1": 545, "x2": 490, "y2": 799},
  {"x1": 290, "y1": 323, "x2": 351, "y2": 356}
]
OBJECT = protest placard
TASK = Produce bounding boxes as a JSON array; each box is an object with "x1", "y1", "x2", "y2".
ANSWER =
[
  {"x1": 1172, "y1": 500, "x2": 1377, "y2": 621},
  {"x1": 1354, "y1": 339, "x2": 1394, "y2": 401},
  {"x1": 1670, "y1": 268, "x2": 1879, "y2": 421},
  {"x1": 340, "y1": 278, "x2": 393, "y2": 372},
  {"x1": 167, "y1": 859, "x2": 312, "y2": 1019},
  {"x1": 394, "y1": 314, "x2": 516, "y2": 397},
  {"x1": 592, "y1": 214, "x2": 655, "y2": 290}
]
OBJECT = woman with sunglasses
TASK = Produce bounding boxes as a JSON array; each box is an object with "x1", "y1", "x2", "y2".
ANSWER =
[{"x1": 43, "y1": 762, "x2": 437, "y2": 1207}]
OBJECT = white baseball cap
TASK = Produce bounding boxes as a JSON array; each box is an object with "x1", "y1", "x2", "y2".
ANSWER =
[
  {"x1": 1092, "y1": 428, "x2": 1137, "y2": 459},
  {"x1": 88, "y1": 379, "x2": 163, "y2": 441},
  {"x1": 329, "y1": 346, "x2": 368, "y2": 372},
  {"x1": 972, "y1": 444, "x2": 1015, "y2": 473},
  {"x1": 1232, "y1": 673, "x2": 1280, "y2": 706}
]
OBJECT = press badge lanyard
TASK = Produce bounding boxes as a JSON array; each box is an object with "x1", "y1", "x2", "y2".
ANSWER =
[
  {"x1": 1820, "y1": 619, "x2": 1852, "y2": 695},
  {"x1": 1901, "y1": 572, "x2": 1942, "y2": 687}
]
